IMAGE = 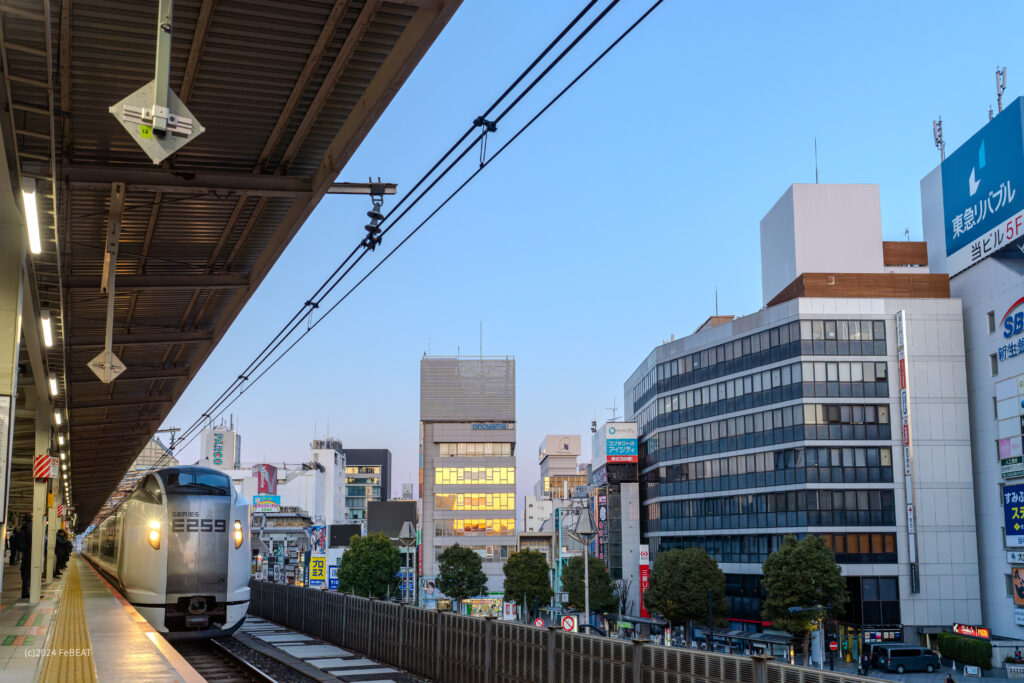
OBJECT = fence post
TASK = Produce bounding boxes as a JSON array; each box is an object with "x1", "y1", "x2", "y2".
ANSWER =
[
  {"x1": 752, "y1": 655, "x2": 770, "y2": 683},
  {"x1": 369, "y1": 597, "x2": 376, "y2": 660},
  {"x1": 483, "y1": 615, "x2": 494, "y2": 683},
  {"x1": 435, "y1": 608, "x2": 444, "y2": 682},
  {"x1": 633, "y1": 639, "x2": 645, "y2": 683},
  {"x1": 398, "y1": 604, "x2": 406, "y2": 672},
  {"x1": 547, "y1": 626, "x2": 558, "y2": 683}
]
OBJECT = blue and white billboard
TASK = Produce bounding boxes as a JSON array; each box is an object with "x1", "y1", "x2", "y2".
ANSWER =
[
  {"x1": 933, "y1": 97, "x2": 1024, "y2": 275},
  {"x1": 1004, "y1": 482, "x2": 1024, "y2": 546}
]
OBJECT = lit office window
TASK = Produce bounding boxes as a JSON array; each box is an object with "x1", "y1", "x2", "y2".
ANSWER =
[
  {"x1": 435, "y1": 467, "x2": 515, "y2": 485},
  {"x1": 435, "y1": 493, "x2": 515, "y2": 511},
  {"x1": 438, "y1": 443, "x2": 513, "y2": 457}
]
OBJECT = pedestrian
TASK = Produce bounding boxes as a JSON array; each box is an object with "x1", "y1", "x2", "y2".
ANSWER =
[
  {"x1": 945, "y1": 674, "x2": 955, "y2": 683},
  {"x1": 9, "y1": 524, "x2": 22, "y2": 565},
  {"x1": 859, "y1": 652, "x2": 872, "y2": 676},
  {"x1": 17, "y1": 519, "x2": 32, "y2": 598},
  {"x1": 55, "y1": 530, "x2": 70, "y2": 577}
]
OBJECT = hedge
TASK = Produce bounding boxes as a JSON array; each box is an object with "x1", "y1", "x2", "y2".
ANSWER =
[{"x1": 937, "y1": 632, "x2": 992, "y2": 669}]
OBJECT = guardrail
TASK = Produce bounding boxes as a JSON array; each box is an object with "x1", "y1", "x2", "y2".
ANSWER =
[{"x1": 248, "y1": 580, "x2": 873, "y2": 683}]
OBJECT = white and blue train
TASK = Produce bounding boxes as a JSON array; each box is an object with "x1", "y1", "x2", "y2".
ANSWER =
[{"x1": 83, "y1": 466, "x2": 250, "y2": 639}]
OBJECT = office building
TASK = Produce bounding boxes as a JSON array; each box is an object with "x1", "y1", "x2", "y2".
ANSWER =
[
  {"x1": 343, "y1": 448, "x2": 391, "y2": 520},
  {"x1": 921, "y1": 96, "x2": 1024, "y2": 637},
  {"x1": 625, "y1": 183, "x2": 981, "y2": 647},
  {"x1": 524, "y1": 495, "x2": 553, "y2": 533},
  {"x1": 537, "y1": 435, "x2": 586, "y2": 498},
  {"x1": 419, "y1": 355, "x2": 517, "y2": 609}
]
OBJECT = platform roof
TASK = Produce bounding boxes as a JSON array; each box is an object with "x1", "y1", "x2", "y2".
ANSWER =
[{"x1": 1, "y1": 0, "x2": 459, "y2": 528}]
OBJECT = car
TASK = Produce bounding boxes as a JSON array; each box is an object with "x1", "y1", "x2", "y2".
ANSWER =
[{"x1": 873, "y1": 644, "x2": 940, "y2": 674}]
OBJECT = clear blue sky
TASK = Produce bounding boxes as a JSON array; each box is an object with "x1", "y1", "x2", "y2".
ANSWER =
[{"x1": 161, "y1": 0, "x2": 1023, "y2": 503}]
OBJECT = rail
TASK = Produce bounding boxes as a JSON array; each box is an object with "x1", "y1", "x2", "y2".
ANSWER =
[{"x1": 248, "y1": 580, "x2": 875, "y2": 683}]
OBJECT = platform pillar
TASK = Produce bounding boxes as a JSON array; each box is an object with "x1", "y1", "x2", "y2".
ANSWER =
[
  {"x1": 31, "y1": 386, "x2": 49, "y2": 603},
  {"x1": 0, "y1": 186, "x2": 26, "y2": 599}
]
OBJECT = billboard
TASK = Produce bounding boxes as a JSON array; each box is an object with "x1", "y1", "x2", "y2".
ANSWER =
[
  {"x1": 310, "y1": 526, "x2": 326, "y2": 554},
  {"x1": 1005, "y1": 483, "x2": 1024, "y2": 546},
  {"x1": 926, "y1": 97, "x2": 1024, "y2": 275},
  {"x1": 595, "y1": 422, "x2": 638, "y2": 466},
  {"x1": 252, "y1": 464, "x2": 278, "y2": 494},
  {"x1": 252, "y1": 494, "x2": 280, "y2": 513},
  {"x1": 1013, "y1": 568, "x2": 1024, "y2": 607}
]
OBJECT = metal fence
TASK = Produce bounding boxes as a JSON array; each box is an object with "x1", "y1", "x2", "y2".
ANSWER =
[{"x1": 248, "y1": 580, "x2": 873, "y2": 683}]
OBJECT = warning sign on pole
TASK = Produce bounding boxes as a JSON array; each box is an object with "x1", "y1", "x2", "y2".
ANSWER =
[
  {"x1": 561, "y1": 615, "x2": 577, "y2": 632},
  {"x1": 33, "y1": 454, "x2": 57, "y2": 479}
]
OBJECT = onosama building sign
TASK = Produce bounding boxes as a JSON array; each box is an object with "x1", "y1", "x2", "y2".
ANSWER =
[{"x1": 925, "y1": 97, "x2": 1024, "y2": 276}]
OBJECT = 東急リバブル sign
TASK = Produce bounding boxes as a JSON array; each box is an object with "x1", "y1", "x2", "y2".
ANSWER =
[{"x1": 940, "y1": 98, "x2": 1024, "y2": 275}]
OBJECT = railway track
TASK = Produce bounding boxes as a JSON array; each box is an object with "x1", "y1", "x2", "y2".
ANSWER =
[{"x1": 174, "y1": 638, "x2": 280, "y2": 682}]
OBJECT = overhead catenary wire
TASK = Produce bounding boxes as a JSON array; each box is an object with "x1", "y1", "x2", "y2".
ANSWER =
[
  {"x1": 169, "y1": 0, "x2": 666, "y2": 458},
  {"x1": 167, "y1": 0, "x2": 617, "y2": 451}
]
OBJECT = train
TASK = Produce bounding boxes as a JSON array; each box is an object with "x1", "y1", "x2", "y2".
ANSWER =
[{"x1": 83, "y1": 465, "x2": 251, "y2": 640}]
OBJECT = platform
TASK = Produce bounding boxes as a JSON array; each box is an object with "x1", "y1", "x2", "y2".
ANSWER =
[{"x1": 0, "y1": 556, "x2": 203, "y2": 682}]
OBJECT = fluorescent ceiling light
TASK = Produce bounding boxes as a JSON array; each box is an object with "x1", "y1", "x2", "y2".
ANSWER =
[
  {"x1": 54, "y1": 410, "x2": 61, "y2": 425},
  {"x1": 58, "y1": 434, "x2": 64, "y2": 446},
  {"x1": 22, "y1": 178, "x2": 41, "y2": 255},
  {"x1": 48, "y1": 372, "x2": 58, "y2": 396},
  {"x1": 40, "y1": 309, "x2": 53, "y2": 348},
  {"x1": 60, "y1": 451, "x2": 65, "y2": 461}
]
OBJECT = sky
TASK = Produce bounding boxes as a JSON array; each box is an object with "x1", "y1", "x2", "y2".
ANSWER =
[{"x1": 160, "y1": 0, "x2": 1024, "y2": 504}]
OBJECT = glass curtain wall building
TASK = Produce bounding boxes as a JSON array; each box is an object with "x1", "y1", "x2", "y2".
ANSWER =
[
  {"x1": 342, "y1": 449, "x2": 391, "y2": 521},
  {"x1": 624, "y1": 184, "x2": 981, "y2": 646}
]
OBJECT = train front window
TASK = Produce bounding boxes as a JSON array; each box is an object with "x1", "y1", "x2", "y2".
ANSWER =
[{"x1": 159, "y1": 468, "x2": 231, "y2": 496}]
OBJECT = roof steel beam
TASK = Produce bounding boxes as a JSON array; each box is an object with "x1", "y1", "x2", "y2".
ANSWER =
[
  {"x1": 51, "y1": 164, "x2": 313, "y2": 196},
  {"x1": 71, "y1": 396, "x2": 173, "y2": 410},
  {"x1": 69, "y1": 330, "x2": 213, "y2": 347},
  {"x1": 67, "y1": 273, "x2": 247, "y2": 292},
  {"x1": 70, "y1": 367, "x2": 189, "y2": 384}
]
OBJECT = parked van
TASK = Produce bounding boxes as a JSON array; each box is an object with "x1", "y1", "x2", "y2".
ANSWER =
[{"x1": 873, "y1": 644, "x2": 940, "y2": 673}]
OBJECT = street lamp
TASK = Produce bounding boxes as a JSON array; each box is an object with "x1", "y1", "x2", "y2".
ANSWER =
[
  {"x1": 398, "y1": 521, "x2": 416, "y2": 605},
  {"x1": 568, "y1": 505, "x2": 597, "y2": 634}
]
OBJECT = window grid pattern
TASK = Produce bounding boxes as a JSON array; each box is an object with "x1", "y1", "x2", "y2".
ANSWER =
[
  {"x1": 434, "y1": 518, "x2": 515, "y2": 536},
  {"x1": 435, "y1": 467, "x2": 515, "y2": 486},
  {"x1": 435, "y1": 493, "x2": 515, "y2": 511},
  {"x1": 655, "y1": 531, "x2": 897, "y2": 565},
  {"x1": 641, "y1": 403, "x2": 892, "y2": 466},
  {"x1": 632, "y1": 319, "x2": 887, "y2": 413},
  {"x1": 643, "y1": 447, "x2": 894, "y2": 497},
  {"x1": 438, "y1": 442, "x2": 512, "y2": 457},
  {"x1": 646, "y1": 488, "x2": 896, "y2": 531}
]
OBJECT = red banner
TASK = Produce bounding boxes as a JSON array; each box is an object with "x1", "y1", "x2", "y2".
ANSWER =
[
  {"x1": 638, "y1": 543, "x2": 651, "y2": 618},
  {"x1": 953, "y1": 623, "x2": 990, "y2": 639},
  {"x1": 252, "y1": 464, "x2": 278, "y2": 494}
]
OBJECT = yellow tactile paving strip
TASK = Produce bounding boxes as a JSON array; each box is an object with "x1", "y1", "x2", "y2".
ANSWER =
[{"x1": 38, "y1": 559, "x2": 98, "y2": 682}]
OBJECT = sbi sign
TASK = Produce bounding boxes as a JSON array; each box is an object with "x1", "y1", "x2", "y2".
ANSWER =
[{"x1": 1004, "y1": 297, "x2": 1024, "y2": 338}]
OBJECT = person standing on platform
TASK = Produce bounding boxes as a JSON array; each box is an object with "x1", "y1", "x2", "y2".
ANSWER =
[
  {"x1": 9, "y1": 523, "x2": 22, "y2": 564},
  {"x1": 55, "y1": 529, "x2": 70, "y2": 577},
  {"x1": 16, "y1": 519, "x2": 32, "y2": 598}
]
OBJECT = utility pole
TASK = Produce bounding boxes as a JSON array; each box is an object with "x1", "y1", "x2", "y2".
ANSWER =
[{"x1": 827, "y1": 592, "x2": 834, "y2": 671}]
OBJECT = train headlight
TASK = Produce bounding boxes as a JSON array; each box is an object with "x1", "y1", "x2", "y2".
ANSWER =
[
  {"x1": 148, "y1": 520, "x2": 161, "y2": 549},
  {"x1": 233, "y1": 520, "x2": 243, "y2": 549}
]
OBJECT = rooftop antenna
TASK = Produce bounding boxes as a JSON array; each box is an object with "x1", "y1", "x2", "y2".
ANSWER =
[
  {"x1": 814, "y1": 137, "x2": 819, "y2": 183},
  {"x1": 607, "y1": 397, "x2": 620, "y2": 421},
  {"x1": 997, "y1": 66, "x2": 1008, "y2": 113},
  {"x1": 480, "y1": 321, "x2": 483, "y2": 357},
  {"x1": 715, "y1": 287, "x2": 718, "y2": 316},
  {"x1": 989, "y1": 105, "x2": 995, "y2": 121},
  {"x1": 904, "y1": 227, "x2": 910, "y2": 242},
  {"x1": 933, "y1": 117, "x2": 945, "y2": 161}
]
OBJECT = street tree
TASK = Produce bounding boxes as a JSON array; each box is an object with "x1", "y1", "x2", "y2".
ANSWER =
[
  {"x1": 503, "y1": 550, "x2": 553, "y2": 620},
  {"x1": 561, "y1": 554, "x2": 617, "y2": 614},
  {"x1": 761, "y1": 535, "x2": 850, "y2": 662},
  {"x1": 336, "y1": 532, "x2": 401, "y2": 598},
  {"x1": 436, "y1": 544, "x2": 488, "y2": 613},
  {"x1": 614, "y1": 578, "x2": 634, "y2": 616},
  {"x1": 642, "y1": 548, "x2": 727, "y2": 643}
]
